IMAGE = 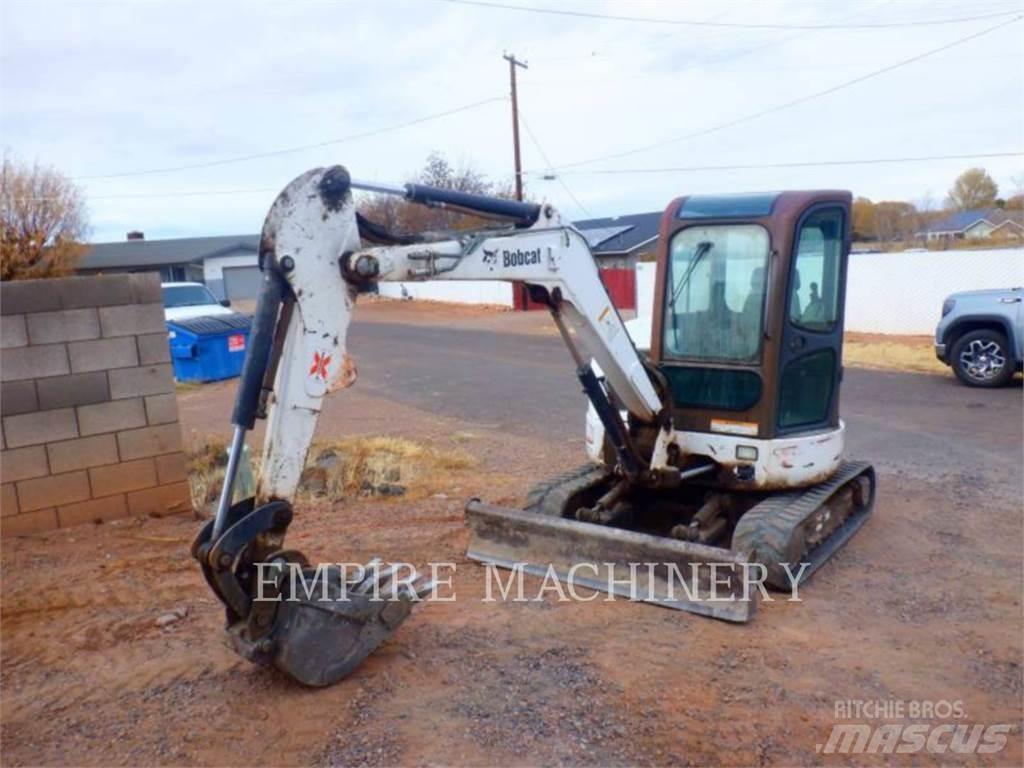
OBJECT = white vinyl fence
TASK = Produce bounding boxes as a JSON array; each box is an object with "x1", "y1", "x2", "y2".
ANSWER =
[
  {"x1": 845, "y1": 248, "x2": 1023, "y2": 334},
  {"x1": 637, "y1": 248, "x2": 1024, "y2": 336},
  {"x1": 376, "y1": 280, "x2": 514, "y2": 306}
]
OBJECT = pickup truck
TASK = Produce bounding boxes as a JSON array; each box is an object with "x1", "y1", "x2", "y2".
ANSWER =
[{"x1": 935, "y1": 287, "x2": 1023, "y2": 387}]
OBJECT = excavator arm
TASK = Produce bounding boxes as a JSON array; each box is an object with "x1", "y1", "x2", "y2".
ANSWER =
[
  {"x1": 253, "y1": 167, "x2": 667, "y2": 503},
  {"x1": 192, "y1": 166, "x2": 676, "y2": 686}
]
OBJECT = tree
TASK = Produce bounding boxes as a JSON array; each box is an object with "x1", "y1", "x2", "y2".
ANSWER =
[
  {"x1": 946, "y1": 167, "x2": 998, "y2": 211},
  {"x1": 851, "y1": 197, "x2": 875, "y2": 241},
  {"x1": 359, "y1": 152, "x2": 517, "y2": 234},
  {"x1": 871, "y1": 201, "x2": 919, "y2": 243},
  {"x1": 1, "y1": 156, "x2": 89, "y2": 281}
]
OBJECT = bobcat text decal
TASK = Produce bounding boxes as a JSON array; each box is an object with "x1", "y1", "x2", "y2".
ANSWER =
[{"x1": 502, "y1": 248, "x2": 541, "y2": 268}]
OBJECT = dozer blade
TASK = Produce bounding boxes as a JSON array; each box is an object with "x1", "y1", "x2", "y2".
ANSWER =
[{"x1": 464, "y1": 500, "x2": 759, "y2": 622}]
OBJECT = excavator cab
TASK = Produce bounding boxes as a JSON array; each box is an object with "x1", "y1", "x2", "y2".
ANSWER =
[
  {"x1": 653, "y1": 192, "x2": 850, "y2": 437},
  {"x1": 645, "y1": 191, "x2": 853, "y2": 490}
]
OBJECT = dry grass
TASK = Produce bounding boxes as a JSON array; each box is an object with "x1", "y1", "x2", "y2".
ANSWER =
[
  {"x1": 842, "y1": 333, "x2": 946, "y2": 375},
  {"x1": 302, "y1": 436, "x2": 475, "y2": 501},
  {"x1": 186, "y1": 435, "x2": 476, "y2": 515}
]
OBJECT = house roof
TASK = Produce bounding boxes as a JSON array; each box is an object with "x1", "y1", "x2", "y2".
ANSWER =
[
  {"x1": 573, "y1": 211, "x2": 662, "y2": 254},
  {"x1": 81, "y1": 234, "x2": 260, "y2": 270},
  {"x1": 920, "y1": 208, "x2": 1021, "y2": 234},
  {"x1": 81, "y1": 211, "x2": 670, "y2": 271}
]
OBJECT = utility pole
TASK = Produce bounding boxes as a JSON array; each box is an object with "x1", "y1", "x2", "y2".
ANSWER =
[{"x1": 503, "y1": 52, "x2": 528, "y2": 201}]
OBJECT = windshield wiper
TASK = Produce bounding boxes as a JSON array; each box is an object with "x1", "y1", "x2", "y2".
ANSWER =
[{"x1": 670, "y1": 241, "x2": 714, "y2": 351}]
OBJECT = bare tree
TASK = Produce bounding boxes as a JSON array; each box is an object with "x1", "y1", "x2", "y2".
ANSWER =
[
  {"x1": 869, "y1": 201, "x2": 918, "y2": 244},
  {"x1": 359, "y1": 152, "x2": 516, "y2": 235},
  {"x1": 851, "y1": 197, "x2": 875, "y2": 241},
  {"x1": 946, "y1": 167, "x2": 998, "y2": 211},
  {"x1": 1, "y1": 155, "x2": 89, "y2": 281}
]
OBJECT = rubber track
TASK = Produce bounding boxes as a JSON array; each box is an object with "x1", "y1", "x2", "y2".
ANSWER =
[
  {"x1": 732, "y1": 460, "x2": 875, "y2": 590},
  {"x1": 524, "y1": 463, "x2": 610, "y2": 517}
]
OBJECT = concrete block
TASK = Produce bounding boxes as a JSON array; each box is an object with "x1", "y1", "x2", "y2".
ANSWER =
[
  {"x1": 47, "y1": 433, "x2": 118, "y2": 474},
  {"x1": 1, "y1": 380, "x2": 39, "y2": 416},
  {"x1": 137, "y1": 332, "x2": 171, "y2": 365},
  {"x1": 155, "y1": 452, "x2": 187, "y2": 484},
  {"x1": 1, "y1": 445, "x2": 48, "y2": 483},
  {"x1": 89, "y1": 457, "x2": 157, "y2": 497},
  {"x1": 117, "y1": 423, "x2": 183, "y2": 460},
  {"x1": 26, "y1": 308, "x2": 101, "y2": 345},
  {"x1": 1, "y1": 343, "x2": 69, "y2": 382},
  {"x1": 2, "y1": 508, "x2": 58, "y2": 536},
  {"x1": 36, "y1": 371, "x2": 110, "y2": 410},
  {"x1": 144, "y1": 393, "x2": 179, "y2": 425},
  {"x1": 77, "y1": 398, "x2": 146, "y2": 436},
  {"x1": 68, "y1": 336, "x2": 138, "y2": 374},
  {"x1": 1, "y1": 280, "x2": 61, "y2": 315},
  {"x1": 16, "y1": 470, "x2": 89, "y2": 512},
  {"x1": 126, "y1": 481, "x2": 192, "y2": 517},
  {"x1": 130, "y1": 273, "x2": 163, "y2": 304},
  {"x1": 99, "y1": 303, "x2": 166, "y2": 338},
  {"x1": 1, "y1": 314, "x2": 28, "y2": 348},
  {"x1": 2, "y1": 407, "x2": 77, "y2": 448},
  {"x1": 56, "y1": 275, "x2": 134, "y2": 309},
  {"x1": 1, "y1": 483, "x2": 18, "y2": 517},
  {"x1": 58, "y1": 494, "x2": 128, "y2": 528},
  {"x1": 108, "y1": 364, "x2": 174, "y2": 399}
]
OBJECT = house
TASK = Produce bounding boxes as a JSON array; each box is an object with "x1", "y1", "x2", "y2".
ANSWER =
[
  {"x1": 80, "y1": 232, "x2": 261, "y2": 300},
  {"x1": 569, "y1": 211, "x2": 662, "y2": 311},
  {"x1": 574, "y1": 211, "x2": 662, "y2": 269},
  {"x1": 79, "y1": 210, "x2": 668, "y2": 310},
  {"x1": 917, "y1": 209, "x2": 1024, "y2": 242}
]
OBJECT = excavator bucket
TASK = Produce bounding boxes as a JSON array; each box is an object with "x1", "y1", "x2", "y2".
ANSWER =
[
  {"x1": 192, "y1": 498, "x2": 435, "y2": 687},
  {"x1": 464, "y1": 501, "x2": 759, "y2": 622}
]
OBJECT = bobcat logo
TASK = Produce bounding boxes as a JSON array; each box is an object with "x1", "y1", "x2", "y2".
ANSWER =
[{"x1": 482, "y1": 248, "x2": 498, "y2": 269}]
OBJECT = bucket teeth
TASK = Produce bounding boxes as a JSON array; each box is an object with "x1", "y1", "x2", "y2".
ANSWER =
[
  {"x1": 348, "y1": 557, "x2": 384, "y2": 593},
  {"x1": 405, "y1": 575, "x2": 437, "y2": 601}
]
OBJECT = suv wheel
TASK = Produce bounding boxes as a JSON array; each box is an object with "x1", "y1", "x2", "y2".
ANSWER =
[{"x1": 951, "y1": 329, "x2": 1014, "y2": 387}]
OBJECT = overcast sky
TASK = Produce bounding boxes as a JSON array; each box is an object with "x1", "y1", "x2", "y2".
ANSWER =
[{"x1": 2, "y1": 0, "x2": 1022, "y2": 242}]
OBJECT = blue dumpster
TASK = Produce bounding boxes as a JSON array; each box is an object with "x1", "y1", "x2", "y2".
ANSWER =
[{"x1": 167, "y1": 315, "x2": 252, "y2": 383}]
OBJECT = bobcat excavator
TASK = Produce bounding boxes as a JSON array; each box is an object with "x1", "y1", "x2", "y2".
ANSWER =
[{"x1": 192, "y1": 165, "x2": 875, "y2": 687}]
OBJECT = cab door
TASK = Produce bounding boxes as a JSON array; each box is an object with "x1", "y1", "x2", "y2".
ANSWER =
[{"x1": 776, "y1": 204, "x2": 850, "y2": 434}]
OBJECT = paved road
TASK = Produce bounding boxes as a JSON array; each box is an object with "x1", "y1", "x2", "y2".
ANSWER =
[{"x1": 349, "y1": 320, "x2": 1022, "y2": 490}]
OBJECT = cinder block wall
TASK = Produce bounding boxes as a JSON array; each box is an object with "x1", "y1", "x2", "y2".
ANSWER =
[{"x1": 1, "y1": 273, "x2": 191, "y2": 536}]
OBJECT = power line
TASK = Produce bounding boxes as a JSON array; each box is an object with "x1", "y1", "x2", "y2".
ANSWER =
[
  {"x1": 21, "y1": 150, "x2": 1018, "y2": 204},
  {"x1": 533, "y1": 14, "x2": 1023, "y2": 173},
  {"x1": 530, "y1": 151, "x2": 1024, "y2": 177},
  {"x1": 74, "y1": 97, "x2": 506, "y2": 181},
  {"x1": 518, "y1": 112, "x2": 592, "y2": 218},
  {"x1": 438, "y1": 0, "x2": 1022, "y2": 30},
  {"x1": 15, "y1": 187, "x2": 280, "y2": 202}
]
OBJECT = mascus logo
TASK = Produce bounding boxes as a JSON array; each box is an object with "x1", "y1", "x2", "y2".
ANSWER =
[{"x1": 502, "y1": 248, "x2": 541, "y2": 267}]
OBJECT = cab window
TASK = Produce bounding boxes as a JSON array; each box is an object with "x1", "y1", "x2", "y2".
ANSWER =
[
  {"x1": 789, "y1": 209, "x2": 844, "y2": 332},
  {"x1": 662, "y1": 224, "x2": 770, "y2": 363}
]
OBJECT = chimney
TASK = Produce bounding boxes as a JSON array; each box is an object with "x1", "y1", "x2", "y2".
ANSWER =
[{"x1": 126, "y1": 231, "x2": 145, "y2": 241}]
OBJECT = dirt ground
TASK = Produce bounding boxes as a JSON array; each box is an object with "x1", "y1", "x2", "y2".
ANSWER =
[{"x1": 2, "y1": 302, "x2": 1021, "y2": 767}]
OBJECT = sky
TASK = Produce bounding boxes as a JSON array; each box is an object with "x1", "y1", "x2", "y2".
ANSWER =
[{"x1": 1, "y1": 0, "x2": 1022, "y2": 243}]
